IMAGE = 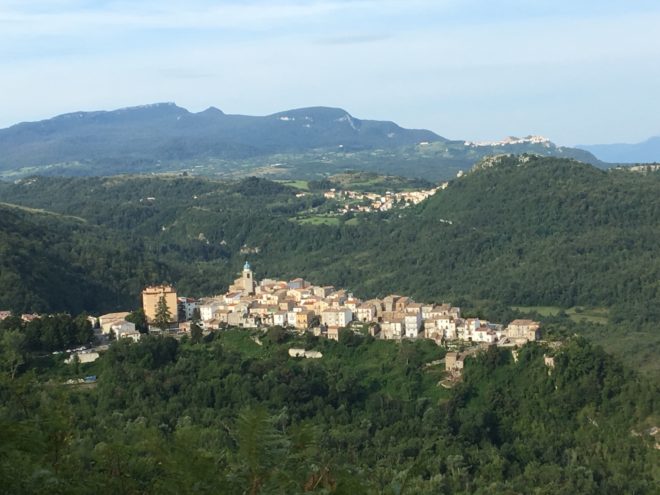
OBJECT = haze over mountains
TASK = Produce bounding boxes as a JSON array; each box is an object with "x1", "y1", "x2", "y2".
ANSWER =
[
  {"x1": 577, "y1": 136, "x2": 660, "y2": 164},
  {"x1": 0, "y1": 103, "x2": 602, "y2": 181}
]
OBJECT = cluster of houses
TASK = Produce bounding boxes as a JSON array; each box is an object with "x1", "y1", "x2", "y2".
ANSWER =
[
  {"x1": 1, "y1": 264, "x2": 541, "y2": 372},
  {"x1": 321, "y1": 185, "x2": 445, "y2": 214},
  {"x1": 175, "y1": 263, "x2": 541, "y2": 347},
  {"x1": 0, "y1": 311, "x2": 40, "y2": 323}
]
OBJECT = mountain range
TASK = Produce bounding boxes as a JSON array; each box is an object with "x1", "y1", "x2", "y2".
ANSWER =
[
  {"x1": 576, "y1": 136, "x2": 660, "y2": 163},
  {"x1": 0, "y1": 103, "x2": 602, "y2": 181}
]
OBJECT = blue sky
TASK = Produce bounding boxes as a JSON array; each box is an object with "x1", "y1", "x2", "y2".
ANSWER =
[{"x1": 1, "y1": 0, "x2": 660, "y2": 144}]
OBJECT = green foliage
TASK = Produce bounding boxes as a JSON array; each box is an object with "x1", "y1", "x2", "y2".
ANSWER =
[
  {"x1": 0, "y1": 330, "x2": 656, "y2": 493},
  {"x1": 0, "y1": 157, "x2": 658, "y2": 374},
  {"x1": 126, "y1": 308, "x2": 148, "y2": 333},
  {"x1": 154, "y1": 295, "x2": 172, "y2": 331}
]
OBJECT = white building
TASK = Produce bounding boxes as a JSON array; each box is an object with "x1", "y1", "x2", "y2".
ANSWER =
[
  {"x1": 381, "y1": 319, "x2": 404, "y2": 340},
  {"x1": 99, "y1": 312, "x2": 130, "y2": 334},
  {"x1": 199, "y1": 301, "x2": 222, "y2": 322},
  {"x1": 110, "y1": 320, "x2": 136, "y2": 336},
  {"x1": 437, "y1": 317, "x2": 457, "y2": 340},
  {"x1": 321, "y1": 308, "x2": 353, "y2": 328},
  {"x1": 356, "y1": 304, "x2": 377, "y2": 322},
  {"x1": 273, "y1": 311, "x2": 288, "y2": 327},
  {"x1": 404, "y1": 313, "x2": 422, "y2": 338},
  {"x1": 287, "y1": 311, "x2": 298, "y2": 327},
  {"x1": 177, "y1": 297, "x2": 198, "y2": 321},
  {"x1": 472, "y1": 326, "x2": 497, "y2": 343}
]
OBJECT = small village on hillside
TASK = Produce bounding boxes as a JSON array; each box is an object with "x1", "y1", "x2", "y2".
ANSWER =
[
  {"x1": 315, "y1": 184, "x2": 446, "y2": 214},
  {"x1": 16, "y1": 262, "x2": 543, "y2": 378}
]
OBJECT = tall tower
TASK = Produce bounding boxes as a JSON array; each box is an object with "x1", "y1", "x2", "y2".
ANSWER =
[{"x1": 242, "y1": 261, "x2": 256, "y2": 295}]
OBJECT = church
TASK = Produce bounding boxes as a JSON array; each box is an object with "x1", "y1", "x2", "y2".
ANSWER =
[{"x1": 228, "y1": 261, "x2": 256, "y2": 296}]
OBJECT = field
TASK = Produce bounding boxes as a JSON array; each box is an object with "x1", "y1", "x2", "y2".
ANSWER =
[
  {"x1": 512, "y1": 305, "x2": 609, "y2": 324},
  {"x1": 274, "y1": 179, "x2": 309, "y2": 190},
  {"x1": 291, "y1": 214, "x2": 341, "y2": 226}
]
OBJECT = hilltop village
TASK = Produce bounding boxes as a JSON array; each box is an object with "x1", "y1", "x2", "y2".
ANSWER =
[
  {"x1": 96, "y1": 263, "x2": 541, "y2": 356},
  {"x1": 2, "y1": 263, "x2": 542, "y2": 375}
]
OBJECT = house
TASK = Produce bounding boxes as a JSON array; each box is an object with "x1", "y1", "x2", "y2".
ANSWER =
[
  {"x1": 472, "y1": 326, "x2": 497, "y2": 343},
  {"x1": 110, "y1": 320, "x2": 142, "y2": 342},
  {"x1": 65, "y1": 351, "x2": 100, "y2": 364},
  {"x1": 436, "y1": 316, "x2": 457, "y2": 340},
  {"x1": 279, "y1": 300, "x2": 295, "y2": 311},
  {"x1": 177, "y1": 297, "x2": 198, "y2": 321},
  {"x1": 368, "y1": 324, "x2": 381, "y2": 338},
  {"x1": 344, "y1": 297, "x2": 361, "y2": 311},
  {"x1": 287, "y1": 278, "x2": 308, "y2": 290},
  {"x1": 405, "y1": 302, "x2": 423, "y2": 315},
  {"x1": 110, "y1": 319, "x2": 136, "y2": 336},
  {"x1": 421, "y1": 305, "x2": 435, "y2": 319},
  {"x1": 395, "y1": 296, "x2": 412, "y2": 312},
  {"x1": 227, "y1": 312, "x2": 244, "y2": 327},
  {"x1": 313, "y1": 286, "x2": 335, "y2": 298},
  {"x1": 506, "y1": 319, "x2": 541, "y2": 341},
  {"x1": 273, "y1": 311, "x2": 288, "y2": 327},
  {"x1": 249, "y1": 303, "x2": 271, "y2": 317},
  {"x1": 99, "y1": 312, "x2": 130, "y2": 334},
  {"x1": 287, "y1": 311, "x2": 298, "y2": 327},
  {"x1": 445, "y1": 352, "x2": 465, "y2": 376},
  {"x1": 382, "y1": 295, "x2": 400, "y2": 312},
  {"x1": 321, "y1": 308, "x2": 353, "y2": 328},
  {"x1": 215, "y1": 309, "x2": 231, "y2": 324},
  {"x1": 116, "y1": 327, "x2": 141, "y2": 342},
  {"x1": 199, "y1": 301, "x2": 222, "y2": 322},
  {"x1": 224, "y1": 291, "x2": 243, "y2": 304},
  {"x1": 295, "y1": 310, "x2": 315, "y2": 330},
  {"x1": 356, "y1": 303, "x2": 377, "y2": 323},
  {"x1": 381, "y1": 319, "x2": 404, "y2": 340},
  {"x1": 404, "y1": 313, "x2": 422, "y2": 338}
]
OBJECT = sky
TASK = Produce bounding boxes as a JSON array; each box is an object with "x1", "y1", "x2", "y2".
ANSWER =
[{"x1": 1, "y1": 0, "x2": 660, "y2": 145}]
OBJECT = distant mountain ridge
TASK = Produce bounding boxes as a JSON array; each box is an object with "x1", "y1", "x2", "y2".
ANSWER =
[
  {"x1": 0, "y1": 102, "x2": 440, "y2": 166},
  {"x1": 577, "y1": 136, "x2": 660, "y2": 163},
  {"x1": 0, "y1": 103, "x2": 601, "y2": 180}
]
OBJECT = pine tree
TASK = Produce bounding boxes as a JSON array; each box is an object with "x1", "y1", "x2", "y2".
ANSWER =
[{"x1": 154, "y1": 295, "x2": 172, "y2": 331}]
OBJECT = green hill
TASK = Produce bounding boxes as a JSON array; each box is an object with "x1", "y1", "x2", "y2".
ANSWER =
[
  {"x1": 0, "y1": 330, "x2": 657, "y2": 493},
  {"x1": 0, "y1": 157, "x2": 658, "y2": 323}
]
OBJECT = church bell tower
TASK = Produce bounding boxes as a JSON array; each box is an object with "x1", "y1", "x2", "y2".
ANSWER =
[{"x1": 242, "y1": 261, "x2": 256, "y2": 295}]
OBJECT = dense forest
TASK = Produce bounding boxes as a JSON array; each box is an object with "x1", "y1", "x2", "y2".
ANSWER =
[
  {"x1": 1, "y1": 156, "x2": 659, "y2": 492},
  {"x1": 0, "y1": 156, "x2": 659, "y2": 374},
  {"x1": 0, "y1": 324, "x2": 658, "y2": 494},
  {"x1": 0, "y1": 156, "x2": 657, "y2": 320}
]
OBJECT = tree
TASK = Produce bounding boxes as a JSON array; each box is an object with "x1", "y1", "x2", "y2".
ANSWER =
[
  {"x1": 154, "y1": 295, "x2": 172, "y2": 332},
  {"x1": 126, "y1": 308, "x2": 148, "y2": 333},
  {"x1": 0, "y1": 330, "x2": 26, "y2": 379},
  {"x1": 190, "y1": 323, "x2": 203, "y2": 344}
]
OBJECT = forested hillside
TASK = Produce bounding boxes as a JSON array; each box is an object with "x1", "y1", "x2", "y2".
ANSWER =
[
  {"x1": 1, "y1": 158, "x2": 659, "y2": 492},
  {"x1": 0, "y1": 156, "x2": 658, "y2": 324},
  {"x1": 0, "y1": 329, "x2": 657, "y2": 493}
]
